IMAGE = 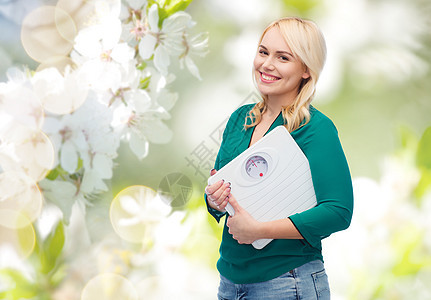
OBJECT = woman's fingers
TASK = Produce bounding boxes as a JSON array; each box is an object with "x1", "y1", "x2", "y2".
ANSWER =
[
  {"x1": 212, "y1": 182, "x2": 231, "y2": 205},
  {"x1": 205, "y1": 179, "x2": 224, "y2": 196},
  {"x1": 216, "y1": 183, "x2": 231, "y2": 205},
  {"x1": 206, "y1": 180, "x2": 232, "y2": 210},
  {"x1": 206, "y1": 169, "x2": 232, "y2": 211},
  {"x1": 218, "y1": 193, "x2": 231, "y2": 210}
]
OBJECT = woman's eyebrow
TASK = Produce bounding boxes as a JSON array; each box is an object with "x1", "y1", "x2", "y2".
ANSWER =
[{"x1": 259, "y1": 45, "x2": 294, "y2": 58}]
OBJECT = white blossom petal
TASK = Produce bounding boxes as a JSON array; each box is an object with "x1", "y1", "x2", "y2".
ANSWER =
[
  {"x1": 143, "y1": 119, "x2": 172, "y2": 144},
  {"x1": 130, "y1": 89, "x2": 151, "y2": 113},
  {"x1": 74, "y1": 26, "x2": 103, "y2": 59},
  {"x1": 111, "y1": 43, "x2": 135, "y2": 64},
  {"x1": 101, "y1": 18, "x2": 122, "y2": 50},
  {"x1": 80, "y1": 170, "x2": 108, "y2": 194},
  {"x1": 157, "y1": 90, "x2": 177, "y2": 111},
  {"x1": 125, "y1": 0, "x2": 147, "y2": 10},
  {"x1": 32, "y1": 68, "x2": 64, "y2": 95},
  {"x1": 138, "y1": 34, "x2": 157, "y2": 60},
  {"x1": 79, "y1": 171, "x2": 96, "y2": 194},
  {"x1": 92, "y1": 153, "x2": 113, "y2": 179},
  {"x1": 61, "y1": 141, "x2": 78, "y2": 173},
  {"x1": 38, "y1": 179, "x2": 78, "y2": 223},
  {"x1": 73, "y1": 131, "x2": 88, "y2": 151},
  {"x1": 153, "y1": 46, "x2": 170, "y2": 75},
  {"x1": 94, "y1": 177, "x2": 108, "y2": 191},
  {"x1": 184, "y1": 55, "x2": 202, "y2": 80},
  {"x1": 80, "y1": 60, "x2": 122, "y2": 92},
  {"x1": 162, "y1": 12, "x2": 192, "y2": 33},
  {"x1": 147, "y1": 4, "x2": 159, "y2": 32},
  {"x1": 188, "y1": 32, "x2": 209, "y2": 56},
  {"x1": 129, "y1": 132, "x2": 149, "y2": 160}
]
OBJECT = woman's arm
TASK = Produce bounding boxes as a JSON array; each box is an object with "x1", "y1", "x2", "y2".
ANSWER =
[
  {"x1": 226, "y1": 114, "x2": 353, "y2": 246},
  {"x1": 288, "y1": 116, "x2": 354, "y2": 248},
  {"x1": 226, "y1": 195, "x2": 303, "y2": 244}
]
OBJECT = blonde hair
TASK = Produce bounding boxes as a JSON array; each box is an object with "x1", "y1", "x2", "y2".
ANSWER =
[{"x1": 245, "y1": 17, "x2": 327, "y2": 132}]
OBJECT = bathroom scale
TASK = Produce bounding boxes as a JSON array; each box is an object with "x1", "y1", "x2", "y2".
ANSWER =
[{"x1": 207, "y1": 125, "x2": 317, "y2": 249}]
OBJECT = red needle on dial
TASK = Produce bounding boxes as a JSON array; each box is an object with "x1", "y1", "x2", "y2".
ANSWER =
[{"x1": 251, "y1": 160, "x2": 257, "y2": 167}]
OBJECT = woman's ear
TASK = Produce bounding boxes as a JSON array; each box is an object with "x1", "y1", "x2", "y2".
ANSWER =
[{"x1": 302, "y1": 67, "x2": 310, "y2": 79}]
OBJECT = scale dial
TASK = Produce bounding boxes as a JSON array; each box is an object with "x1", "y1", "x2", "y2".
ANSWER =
[{"x1": 245, "y1": 155, "x2": 268, "y2": 179}]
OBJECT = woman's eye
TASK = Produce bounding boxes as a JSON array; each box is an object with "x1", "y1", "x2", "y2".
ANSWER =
[
  {"x1": 280, "y1": 56, "x2": 289, "y2": 61},
  {"x1": 259, "y1": 50, "x2": 268, "y2": 55}
]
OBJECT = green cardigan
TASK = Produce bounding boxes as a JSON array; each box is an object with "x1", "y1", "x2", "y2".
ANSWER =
[{"x1": 205, "y1": 104, "x2": 354, "y2": 284}]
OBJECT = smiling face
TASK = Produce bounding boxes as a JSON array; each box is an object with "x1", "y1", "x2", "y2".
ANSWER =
[{"x1": 253, "y1": 26, "x2": 310, "y2": 106}]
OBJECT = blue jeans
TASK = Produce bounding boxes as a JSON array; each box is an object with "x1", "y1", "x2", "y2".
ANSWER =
[{"x1": 217, "y1": 260, "x2": 330, "y2": 300}]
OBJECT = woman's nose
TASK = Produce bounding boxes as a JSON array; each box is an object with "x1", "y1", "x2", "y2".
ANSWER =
[{"x1": 262, "y1": 56, "x2": 275, "y2": 70}]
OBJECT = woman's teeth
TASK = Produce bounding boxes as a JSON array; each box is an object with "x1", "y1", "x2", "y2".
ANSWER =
[{"x1": 261, "y1": 73, "x2": 278, "y2": 81}]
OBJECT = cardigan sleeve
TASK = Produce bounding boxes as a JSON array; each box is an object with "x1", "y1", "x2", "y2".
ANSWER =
[{"x1": 289, "y1": 117, "x2": 354, "y2": 248}]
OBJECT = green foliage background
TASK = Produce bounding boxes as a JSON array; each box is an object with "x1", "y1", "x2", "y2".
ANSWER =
[{"x1": 0, "y1": 0, "x2": 430, "y2": 299}]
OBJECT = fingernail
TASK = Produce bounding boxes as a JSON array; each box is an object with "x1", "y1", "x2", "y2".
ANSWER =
[{"x1": 210, "y1": 168, "x2": 215, "y2": 175}]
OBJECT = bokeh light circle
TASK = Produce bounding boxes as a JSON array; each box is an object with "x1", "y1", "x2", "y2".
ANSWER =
[
  {"x1": 32, "y1": 66, "x2": 89, "y2": 115},
  {"x1": 0, "y1": 86, "x2": 45, "y2": 130},
  {"x1": 21, "y1": 6, "x2": 76, "y2": 63},
  {"x1": 110, "y1": 185, "x2": 171, "y2": 244},
  {"x1": 0, "y1": 209, "x2": 36, "y2": 259},
  {"x1": 0, "y1": 171, "x2": 43, "y2": 223},
  {"x1": 56, "y1": 0, "x2": 98, "y2": 33},
  {"x1": 0, "y1": 126, "x2": 55, "y2": 182},
  {"x1": 81, "y1": 273, "x2": 138, "y2": 300}
]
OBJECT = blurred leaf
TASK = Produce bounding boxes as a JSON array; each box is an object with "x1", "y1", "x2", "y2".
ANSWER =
[
  {"x1": 77, "y1": 157, "x2": 84, "y2": 172},
  {"x1": 45, "y1": 165, "x2": 68, "y2": 181},
  {"x1": 186, "y1": 195, "x2": 224, "y2": 240},
  {"x1": 416, "y1": 126, "x2": 431, "y2": 169},
  {"x1": 165, "y1": 0, "x2": 193, "y2": 14},
  {"x1": 185, "y1": 193, "x2": 204, "y2": 211},
  {"x1": 415, "y1": 126, "x2": 431, "y2": 198},
  {"x1": 148, "y1": 0, "x2": 194, "y2": 25},
  {"x1": 17, "y1": 225, "x2": 36, "y2": 258},
  {"x1": 39, "y1": 221, "x2": 65, "y2": 274},
  {"x1": 0, "y1": 269, "x2": 38, "y2": 299},
  {"x1": 399, "y1": 125, "x2": 418, "y2": 151},
  {"x1": 414, "y1": 168, "x2": 431, "y2": 200},
  {"x1": 281, "y1": 0, "x2": 322, "y2": 14},
  {"x1": 50, "y1": 264, "x2": 68, "y2": 287},
  {"x1": 46, "y1": 168, "x2": 59, "y2": 180},
  {"x1": 137, "y1": 61, "x2": 147, "y2": 71},
  {"x1": 139, "y1": 75, "x2": 151, "y2": 90},
  {"x1": 391, "y1": 225, "x2": 431, "y2": 277}
]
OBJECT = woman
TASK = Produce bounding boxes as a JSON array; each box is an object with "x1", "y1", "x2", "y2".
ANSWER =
[{"x1": 205, "y1": 17, "x2": 354, "y2": 299}]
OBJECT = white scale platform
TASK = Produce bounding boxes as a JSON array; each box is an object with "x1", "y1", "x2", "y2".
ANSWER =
[{"x1": 208, "y1": 125, "x2": 317, "y2": 249}]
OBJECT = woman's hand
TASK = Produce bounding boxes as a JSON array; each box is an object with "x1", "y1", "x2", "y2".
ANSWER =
[
  {"x1": 205, "y1": 169, "x2": 232, "y2": 212},
  {"x1": 226, "y1": 195, "x2": 262, "y2": 244}
]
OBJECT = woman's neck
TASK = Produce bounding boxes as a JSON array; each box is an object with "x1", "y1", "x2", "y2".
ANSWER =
[
  {"x1": 264, "y1": 104, "x2": 281, "y2": 119},
  {"x1": 265, "y1": 94, "x2": 296, "y2": 116}
]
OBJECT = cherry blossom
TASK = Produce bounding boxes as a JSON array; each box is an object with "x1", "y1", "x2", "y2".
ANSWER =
[
  {"x1": 137, "y1": 4, "x2": 199, "y2": 75},
  {"x1": 0, "y1": 0, "x2": 207, "y2": 227}
]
